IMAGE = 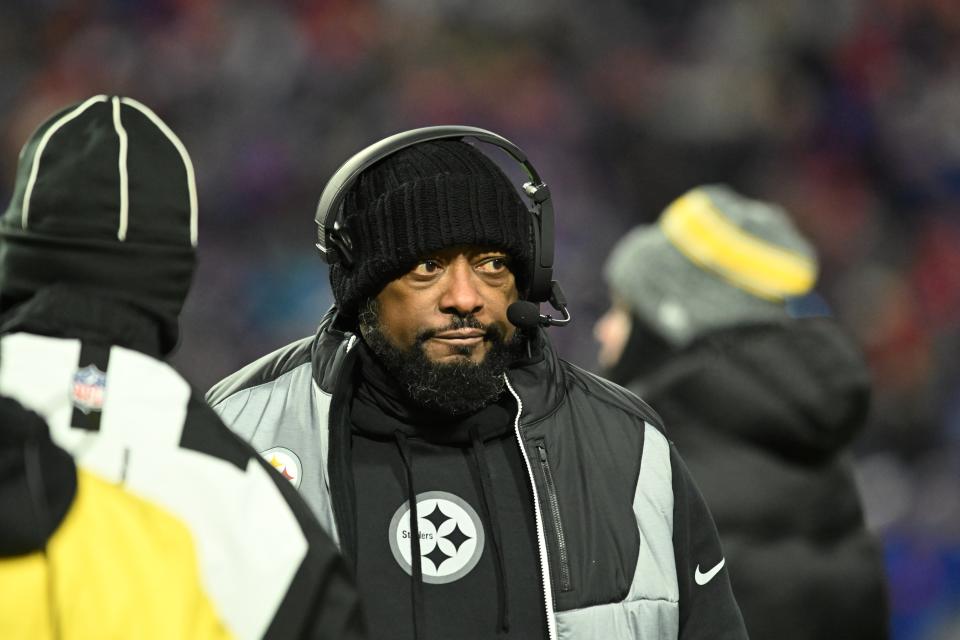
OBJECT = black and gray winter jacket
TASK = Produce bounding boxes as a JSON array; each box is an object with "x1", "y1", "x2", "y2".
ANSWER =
[{"x1": 208, "y1": 310, "x2": 749, "y2": 639}]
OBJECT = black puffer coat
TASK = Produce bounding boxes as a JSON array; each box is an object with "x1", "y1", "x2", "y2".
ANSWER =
[{"x1": 625, "y1": 318, "x2": 889, "y2": 640}]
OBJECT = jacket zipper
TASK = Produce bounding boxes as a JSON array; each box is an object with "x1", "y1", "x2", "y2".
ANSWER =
[
  {"x1": 504, "y1": 376, "x2": 558, "y2": 640},
  {"x1": 535, "y1": 440, "x2": 571, "y2": 593}
]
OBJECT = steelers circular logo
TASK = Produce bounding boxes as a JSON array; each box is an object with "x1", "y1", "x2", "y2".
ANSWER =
[
  {"x1": 388, "y1": 491, "x2": 484, "y2": 584},
  {"x1": 260, "y1": 447, "x2": 302, "y2": 489}
]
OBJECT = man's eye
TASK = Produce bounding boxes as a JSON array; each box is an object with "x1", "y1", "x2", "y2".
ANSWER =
[
  {"x1": 477, "y1": 257, "x2": 509, "y2": 273},
  {"x1": 413, "y1": 260, "x2": 441, "y2": 275}
]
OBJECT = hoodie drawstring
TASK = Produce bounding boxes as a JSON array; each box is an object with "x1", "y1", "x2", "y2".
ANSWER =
[
  {"x1": 394, "y1": 430, "x2": 426, "y2": 639},
  {"x1": 469, "y1": 426, "x2": 511, "y2": 634},
  {"x1": 392, "y1": 426, "x2": 512, "y2": 637}
]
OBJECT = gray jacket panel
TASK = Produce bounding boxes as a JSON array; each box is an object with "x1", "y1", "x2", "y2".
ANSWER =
[{"x1": 213, "y1": 361, "x2": 340, "y2": 546}]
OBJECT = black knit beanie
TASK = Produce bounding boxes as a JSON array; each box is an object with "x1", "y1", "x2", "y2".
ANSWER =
[
  {"x1": 0, "y1": 95, "x2": 197, "y2": 354},
  {"x1": 329, "y1": 140, "x2": 533, "y2": 318}
]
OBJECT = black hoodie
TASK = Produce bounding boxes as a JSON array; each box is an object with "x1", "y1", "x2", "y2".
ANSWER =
[
  {"x1": 348, "y1": 341, "x2": 547, "y2": 639},
  {"x1": 619, "y1": 317, "x2": 889, "y2": 640}
]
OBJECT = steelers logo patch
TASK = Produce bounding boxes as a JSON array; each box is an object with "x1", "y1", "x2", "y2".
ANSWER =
[
  {"x1": 260, "y1": 447, "x2": 302, "y2": 489},
  {"x1": 388, "y1": 491, "x2": 485, "y2": 584}
]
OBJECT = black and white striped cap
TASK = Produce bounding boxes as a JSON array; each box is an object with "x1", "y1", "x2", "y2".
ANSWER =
[
  {"x1": 0, "y1": 95, "x2": 199, "y2": 354},
  {"x1": 3, "y1": 94, "x2": 197, "y2": 246}
]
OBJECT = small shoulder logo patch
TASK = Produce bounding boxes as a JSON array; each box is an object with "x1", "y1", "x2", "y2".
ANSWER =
[
  {"x1": 71, "y1": 364, "x2": 106, "y2": 414},
  {"x1": 261, "y1": 447, "x2": 302, "y2": 489}
]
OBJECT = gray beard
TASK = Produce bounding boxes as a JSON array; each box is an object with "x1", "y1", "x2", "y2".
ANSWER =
[{"x1": 358, "y1": 300, "x2": 526, "y2": 416}]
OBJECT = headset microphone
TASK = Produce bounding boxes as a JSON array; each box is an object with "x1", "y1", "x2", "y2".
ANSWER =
[
  {"x1": 506, "y1": 301, "x2": 541, "y2": 329},
  {"x1": 507, "y1": 281, "x2": 572, "y2": 329}
]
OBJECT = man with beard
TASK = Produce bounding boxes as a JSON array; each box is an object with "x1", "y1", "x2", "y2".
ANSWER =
[
  {"x1": 208, "y1": 131, "x2": 747, "y2": 640},
  {"x1": 595, "y1": 185, "x2": 889, "y2": 639}
]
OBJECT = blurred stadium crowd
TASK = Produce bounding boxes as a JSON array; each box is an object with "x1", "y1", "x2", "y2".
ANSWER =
[{"x1": 1, "y1": 1, "x2": 958, "y2": 638}]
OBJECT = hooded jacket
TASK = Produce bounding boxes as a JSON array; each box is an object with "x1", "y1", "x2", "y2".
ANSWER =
[
  {"x1": 623, "y1": 318, "x2": 889, "y2": 640},
  {"x1": 0, "y1": 95, "x2": 365, "y2": 640},
  {"x1": 207, "y1": 309, "x2": 749, "y2": 639}
]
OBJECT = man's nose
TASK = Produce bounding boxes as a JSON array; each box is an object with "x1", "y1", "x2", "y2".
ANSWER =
[{"x1": 439, "y1": 260, "x2": 483, "y2": 316}]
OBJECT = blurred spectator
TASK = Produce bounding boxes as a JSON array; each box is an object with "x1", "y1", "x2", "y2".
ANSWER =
[{"x1": 595, "y1": 185, "x2": 889, "y2": 639}]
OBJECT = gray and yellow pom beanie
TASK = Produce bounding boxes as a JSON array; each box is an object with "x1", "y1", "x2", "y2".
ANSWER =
[{"x1": 604, "y1": 184, "x2": 818, "y2": 347}]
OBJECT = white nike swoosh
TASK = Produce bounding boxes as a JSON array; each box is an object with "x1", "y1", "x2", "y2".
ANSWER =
[{"x1": 694, "y1": 558, "x2": 726, "y2": 586}]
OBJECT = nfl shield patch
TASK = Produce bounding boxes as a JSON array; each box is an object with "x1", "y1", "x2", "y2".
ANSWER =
[{"x1": 72, "y1": 364, "x2": 106, "y2": 414}]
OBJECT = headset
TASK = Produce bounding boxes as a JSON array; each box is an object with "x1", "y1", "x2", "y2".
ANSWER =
[{"x1": 314, "y1": 125, "x2": 570, "y2": 328}]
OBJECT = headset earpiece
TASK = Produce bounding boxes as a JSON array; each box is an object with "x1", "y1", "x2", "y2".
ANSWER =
[{"x1": 323, "y1": 216, "x2": 354, "y2": 267}]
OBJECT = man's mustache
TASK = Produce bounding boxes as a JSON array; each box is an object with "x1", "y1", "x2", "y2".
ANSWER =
[{"x1": 416, "y1": 315, "x2": 504, "y2": 342}]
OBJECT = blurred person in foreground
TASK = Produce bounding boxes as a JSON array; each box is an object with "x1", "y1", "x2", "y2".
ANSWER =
[
  {"x1": 595, "y1": 184, "x2": 889, "y2": 640},
  {"x1": 0, "y1": 95, "x2": 365, "y2": 639},
  {"x1": 208, "y1": 129, "x2": 748, "y2": 639},
  {"x1": 0, "y1": 394, "x2": 230, "y2": 637}
]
